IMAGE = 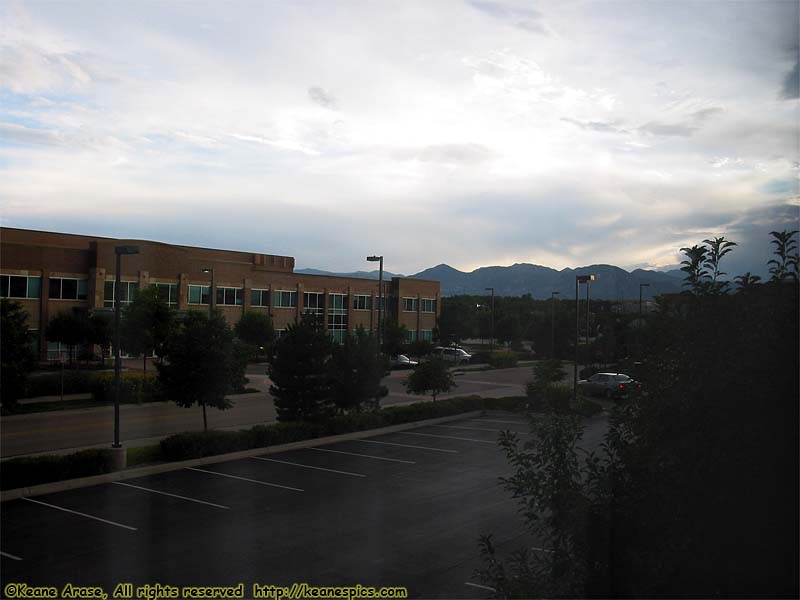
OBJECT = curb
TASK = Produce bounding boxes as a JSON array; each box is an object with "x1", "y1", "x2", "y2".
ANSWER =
[{"x1": 0, "y1": 410, "x2": 484, "y2": 502}]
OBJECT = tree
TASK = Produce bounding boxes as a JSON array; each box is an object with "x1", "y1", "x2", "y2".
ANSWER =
[
  {"x1": 497, "y1": 313, "x2": 523, "y2": 348},
  {"x1": 328, "y1": 327, "x2": 388, "y2": 413},
  {"x1": 88, "y1": 312, "x2": 113, "y2": 366},
  {"x1": 234, "y1": 311, "x2": 276, "y2": 360},
  {"x1": 269, "y1": 315, "x2": 333, "y2": 422},
  {"x1": 1, "y1": 299, "x2": 36, "y2": 406},
  {"x1": 734, "y1": 272, "x2": 762, "y2": 293},
  {"x1": 120, "y1": 287, "x2": 174, "y2": 374},
  {"x1": 405, "y1": 339, "x2": 434, "y2": 360},
  {"x1": 382, "y1": 319, "x2": 407, "y2": 357},
  {"x1": 46, "y1": 310, "x2": 91, "y2": 364},
  {"x1": 679, "y1": 244, "x2": 709, "y2": 294},
  {"x1": 157, "y1": 310, "x2": 246, "y2": 432},
  {"x1": 404, "y1": 358, "x2": 455, "y2": 401},
  {"x1": 702, "y1": 236, "x2": 737, "y2": 293},
  {"x1": 767, "y1": 229, "x2": 799, "y2": 282}
]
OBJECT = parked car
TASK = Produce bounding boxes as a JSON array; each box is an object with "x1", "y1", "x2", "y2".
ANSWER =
[
  {"x1": 431, "y1": 346, "x2": 472, "y2": 365},
  {"x1": 389, "y1": 354, "x2": 418, "y2": 369},
  {"x1": 577, "y1": 372, "x2": 641, "y2": 399}
]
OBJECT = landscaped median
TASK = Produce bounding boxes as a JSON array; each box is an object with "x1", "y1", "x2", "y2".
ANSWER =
[{"x1": 1, "y1": 395, "x2": 531, "y2": 498}]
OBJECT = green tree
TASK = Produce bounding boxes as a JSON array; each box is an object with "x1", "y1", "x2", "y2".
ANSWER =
[
  {"x1": 269, "y1": 315, "x2": 333, "y2": 422},
  {"x1": 404, "y1": 358, "x2": 455, "y2": 401},
  {"x1": 328, "y1": 327, "x2": 388, "y2": 413},
  {"x1": 497, "y1": 313, "x2": 523, "y2": 348},
  {"x1": 157, "y1": 310, "x2": 246, "y2": 432},
  {"x1": 46, "y1": 310, "x2": 91, "y2": 364},
  {"x1": 679, "y1": 244, "x2": 709, "y2": 294},
  {"x1": 734, "y1": 271, "x2": 762, "y2": 293},
  {"x1": 405, "y1": 339, "x2": 434, "y2": 360},
  {"x1": 234, "y1": 311, "x2": 276, "y2": 360},
  {"x1": 767, "y1": 229, "x2": 799, "y2": 282},
  {"x1": 88, "y1": 312, "x2": 113, "y2": 366},
  {"x1": 702, "y1": 236, "x2": 737, "y2": 293},
  {"x1": 120, "y1": 286, "x2": 174, "y2": 374},
  {"x1": 1, "y1": 299, "x2": 36, "y2": 406},
  {"x1": 382, "y1": 319, "x2": 407, "y2": 357}
]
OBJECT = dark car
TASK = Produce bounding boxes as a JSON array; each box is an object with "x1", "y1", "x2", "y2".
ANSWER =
[{"x1": 578, "y1": 372, "x2": 640, "y2": 399}]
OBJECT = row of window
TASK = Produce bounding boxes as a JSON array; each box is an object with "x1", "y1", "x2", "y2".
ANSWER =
[
  {"x1": 2, "y1": 275, "x2": 437, "y2": 315},
  {"x1": 404, "y1": 329, "x2": 433, "y2": 342},
  {"x1": 402, "y1": 297, "x2": 436, "y2": 313}
]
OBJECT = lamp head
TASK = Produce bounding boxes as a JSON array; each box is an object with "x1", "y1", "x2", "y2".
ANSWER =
[
  {"x1": 366, "y1": 256, "x2": 382, "y2": 262},
  {"x1": 576, "y1": 274, "x2": 596, "y2": 283},
  {"x1": 202, "y1": 268, "x2": 213, "y2": 274}
]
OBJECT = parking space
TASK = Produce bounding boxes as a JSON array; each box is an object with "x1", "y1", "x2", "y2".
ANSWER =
[{"x1": 0, "y1": 414, "x2": 562, "y2": 598}]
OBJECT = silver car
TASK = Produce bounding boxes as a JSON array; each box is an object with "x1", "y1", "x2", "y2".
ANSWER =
[
  {"x1": 389, "y1": 354, "x2": 418, "y2": 369},
  {"x1": 578, "y1": 372, "x2": 640, "y2": 399},
  {"x1": 432, "y1": 346, "x2": 472, "y2": 365}
]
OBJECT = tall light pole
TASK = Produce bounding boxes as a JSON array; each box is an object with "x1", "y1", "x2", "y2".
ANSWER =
[
  {"x1": 551, "y1": 291, "x2": 560, "y2": 357},
  {"x1": 485, "y1": 287, "x2": 495, "y2": 352},
  {"x1": 202, "y1": 268, "x2": 215, "y2": 317},
  {"x1": 113, "y1": 245, "x2": 139, "y2": 461},
  {"x1": 574, "y1": 274, "x2": 595, "y2": 404},
  {"x1": 639, "y1": 283, "x2": 650, "y2": 317},
  {"x1": 367, "y1": 256, "x2": 383, "y2": 350}
]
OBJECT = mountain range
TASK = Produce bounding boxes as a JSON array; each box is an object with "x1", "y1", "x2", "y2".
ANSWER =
[{"x1": 296, "y1": 263, "x2": 686, "y2": 300}]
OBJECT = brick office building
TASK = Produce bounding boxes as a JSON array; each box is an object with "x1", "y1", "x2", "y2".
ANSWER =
[{"x1": 0, "y1": 228, "x2": 440, "y2": 360}]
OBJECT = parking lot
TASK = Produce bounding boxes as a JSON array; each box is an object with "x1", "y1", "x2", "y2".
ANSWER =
[{"x1": 0, "y1": 412, "x2": 574, "y2": 599}]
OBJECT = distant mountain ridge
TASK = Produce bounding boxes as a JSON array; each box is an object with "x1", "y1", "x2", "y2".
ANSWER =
[{"x1": 297, "y1": 263, "x2": 685, "y2": 300}]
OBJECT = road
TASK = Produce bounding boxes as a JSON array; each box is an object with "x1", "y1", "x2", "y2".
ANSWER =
[
  {"x1": 0, "y1": 412, "x2": 608, "y2": 599},
  {"x1": 1, "y1": 365, "x2": 567, "y2": 458}
]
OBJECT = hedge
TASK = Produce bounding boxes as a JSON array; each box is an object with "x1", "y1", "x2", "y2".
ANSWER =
[
  {"x1": 488, "y1": 351, "x2": 519, "y2": 369},
  {"x1": 1, "y1": 449, "x2": 115, "y2": 491},
  {"x1": 23, "y1": 371, "x2": 96, "y2": 398},
  {"x1": 90, "y1": 372, "x2": 163, "y2": 404}
]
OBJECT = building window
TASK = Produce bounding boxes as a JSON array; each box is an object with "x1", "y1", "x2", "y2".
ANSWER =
[
  {"x1": 402, "y1": 297, "x2": 418, "y2": 312},
  {"x1": 420, "y1": 329, "x2": 433, "y2": 342},
  {"x1": 152, "y1": 283, "x2": 178, "y2": 306},
  {"x1": 352, "y1": 294, "x2": 372, "y2": 311},
  {"x1": 303, "y1": 292, "x2": 325, "y2": 315},
  {"x1": 187, "y1": 285, "x2": 210, "y2": 305},
  {"x1": 105, "y1": 281, "x2": 139, "y2": 307},
  {"x1": 275, "y1": 329, "x2": 286, "y2": 339},
  {"x1": 49, "y1": 277, "x2": 88, "y2": 301},
  {"x1": 216, "y1": 286, "x2": 244, "y2": 306},
  {"x1": 251, "y1": 289, "x2": 270, "y2": 307},
  {"x1": 405, "y1": 329, "x2": 418, "y2": 343},
  {"x1": 328, "y1": 293, "x2": 348, "y2": 342},
  {"x1": 421, "y1": 298, "x2": 436, "y2": 313},
  {"x1": 273, "y1": 290, "x2": 297, "y2": 308},
  {"x1": 1, "y1": 275, "x2": 41, "y2": 299}
]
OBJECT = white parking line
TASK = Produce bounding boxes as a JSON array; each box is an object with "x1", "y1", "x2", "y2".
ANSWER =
[
  {"x1": 250, "y1": 457, "x2": 365, "y2": 477},
  {"x1": 463, "y1": 418, "x2": 529, "y2": 425},
  {"x1": 112, "y1": 481, "x2": 230, "y2": 509},
  {"x1": 187, "y1": 468, "x2": 304, "y2": 492},
  {"x1": 22, "y1": 497, "x2": 137, "y2": 531},
  {"x1": 0, "y1": 551, "x2": 23, "y2": 561},
  {"x1": 354, "y1": 439, "x2": 459, "y2": 453},
  {"x1": 432, "y1": 424, "x2": 530, "y2": 435},
  {"x1": 396, "y1": 431, "x2": 496, "y2": 444},
  {"x1": 308, "y1": 447, "x2": 416, "y2": 464},
  {"x1": 464, "y1": 582, "x2": 496, "y2": 592}
]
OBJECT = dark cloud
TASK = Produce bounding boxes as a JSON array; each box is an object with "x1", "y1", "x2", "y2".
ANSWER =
[
  {"x1": 639, "y1": 121, "x2": 697, "y2": 137},
  {"x1": 781, "y1": 60, "x2": 799, "y2": 99},
  {"x1": 308, "y1": 86, "x2": 337, "y2": 109},
  {"x1": 390, "y1": 143, "x2": 493, "y2": 164},
  {"x1": 465, "y1": 0, "x2": 549, "y2": 34},
  {"x1": 561, "y1": 118, "x2": 628, "y2": 134}
]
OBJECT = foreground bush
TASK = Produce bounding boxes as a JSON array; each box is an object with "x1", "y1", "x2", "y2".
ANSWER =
[{"x1": 1, "y1": 449, "x2": 115, "y2": 491}]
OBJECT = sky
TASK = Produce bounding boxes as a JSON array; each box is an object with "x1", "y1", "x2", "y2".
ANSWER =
[{"x1": 1, "y1": 0, "x2": 798, "y2": 277}]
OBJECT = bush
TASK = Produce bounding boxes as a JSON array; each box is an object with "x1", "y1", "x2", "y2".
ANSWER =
[
  {"x1": 488, "y1": 351, "x2": 518, "y2": 369},
  {"x1": 515, "y1": 350, "x2": 535, "y2": 361},
  {"x1": 1, "y1": 449, "x2": 115, "y2": 490},
  {"x1": 470, "y1": 351, "x2": 491, "y2": 364},
  {"x1": 578, "y1": 365, "x2": 600, "y2": 379},
  {"x1": 159, "y1": 395, "x2": 487, "y2": 462},
  {"x1": 23, "y1": 371, "x2": 95, "y2": 398},
  {"x1": 91, "y1": 372, "x2": 163, "y2": 404},
  {"x1": 576, "y1": 398, "x2": 603, "y2": 417}
]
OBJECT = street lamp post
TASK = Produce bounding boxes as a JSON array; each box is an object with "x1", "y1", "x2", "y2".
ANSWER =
[
  {"x1": 113, "y1": 245, "x2": 139, "y2": 463},
  {"x1": 551, "y1": 291, "x2": 560, "y2": 357},
  {"x1": 639, "y1": 283, "x2": 650, "y2": 317},
  {"x1": 367, "y1": 256, "x2": 383, "y2": 350},
  {"x1": 202, "y1": 268, "x2": 215, "y2": 318},
  {"x1": 485, "y1": 287, "x2": 494, "y2": 352},
  {"x1": 574, "y1": 274, "x2": 595, "y2": 404}
]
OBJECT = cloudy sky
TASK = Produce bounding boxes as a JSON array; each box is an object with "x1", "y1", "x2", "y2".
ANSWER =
[{"x1": 1, "y1": 0, "x2": 798, "y2": 277}]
